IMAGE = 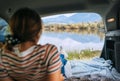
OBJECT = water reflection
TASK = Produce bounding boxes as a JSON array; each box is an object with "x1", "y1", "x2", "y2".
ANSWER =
[
  {"x1": 39, "y1": 28, "x2": 105, "y2": 52},
  {"x1": 44, "y1": 28, "x2": 105, "y2": 41}
]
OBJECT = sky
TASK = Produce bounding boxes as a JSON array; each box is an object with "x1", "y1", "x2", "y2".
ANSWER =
[{"x1": 42, "y1": 13, "x2": 76, "y2": 19}]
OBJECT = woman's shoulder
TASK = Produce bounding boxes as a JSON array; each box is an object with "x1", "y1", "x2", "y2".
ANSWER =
[
  {"x1": 36, "y1": 43, "x2": 58, "y2": 55},
  {"x1": 37, "y1": 43, "x2": 57, "y2": 49},
  {"x1": 36, "y1": 44, "x2": 58, "y2": 60}
]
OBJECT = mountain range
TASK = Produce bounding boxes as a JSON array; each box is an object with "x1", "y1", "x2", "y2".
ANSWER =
[{"x1": 42, "y1": 13, "x2": 102, "y2": 24}]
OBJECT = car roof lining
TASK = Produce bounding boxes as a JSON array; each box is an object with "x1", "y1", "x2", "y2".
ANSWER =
[{"x1": 0, "y1": 0, "x2": 119, "y2": 22}]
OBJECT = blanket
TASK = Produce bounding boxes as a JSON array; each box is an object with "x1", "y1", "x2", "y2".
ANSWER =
[{"x1": 64, "y1": 58, "x2": 120, "y2": 81}]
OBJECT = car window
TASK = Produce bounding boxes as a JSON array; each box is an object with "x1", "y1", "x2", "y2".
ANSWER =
[
  {"x1": 40, "y1": 12, "x2": 105, "y2": 60},
  {"x1": 0, "y1": 17, "x2": 9, "y2": 42}
]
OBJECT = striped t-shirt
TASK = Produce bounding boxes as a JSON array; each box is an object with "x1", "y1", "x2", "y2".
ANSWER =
[{"x1": 0, "y1": 44, "x2": 62, "y2": 81}]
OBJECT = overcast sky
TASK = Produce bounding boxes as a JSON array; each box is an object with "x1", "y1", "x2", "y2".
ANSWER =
[{"x1": 42, "y1": 13, "x2": 76, "y2": 19}]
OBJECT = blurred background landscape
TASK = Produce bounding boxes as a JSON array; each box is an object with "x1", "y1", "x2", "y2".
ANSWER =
[{"x1": 41, "y1": 13, "x2": 105, "y2": 60}]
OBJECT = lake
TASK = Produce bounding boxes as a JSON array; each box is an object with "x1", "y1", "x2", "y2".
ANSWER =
[{"x1": 38, "y1": 29, "x2": 105, "y2": 52}]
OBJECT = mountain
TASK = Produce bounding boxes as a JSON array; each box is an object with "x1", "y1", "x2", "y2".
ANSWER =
[
  {"x1": 42, "y1": 15, "x2": 74, "y2": 24},
  {"x1": 42, "y1": 13, "x2": 102, "y2": 24}
]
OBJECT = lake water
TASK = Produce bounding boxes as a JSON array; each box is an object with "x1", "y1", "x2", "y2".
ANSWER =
[{"x1": 38, "y1": 30, "x2": 105, "y2": 52}]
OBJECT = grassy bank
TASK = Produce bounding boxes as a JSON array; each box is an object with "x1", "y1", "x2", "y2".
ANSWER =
[{"x1": 66, "y1": 49, "x2": 101, "y2": 60}]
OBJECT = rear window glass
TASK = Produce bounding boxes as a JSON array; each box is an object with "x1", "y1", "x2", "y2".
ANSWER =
[{"x1": 41, "y1": 13, "x2": 105, "y2": 60}]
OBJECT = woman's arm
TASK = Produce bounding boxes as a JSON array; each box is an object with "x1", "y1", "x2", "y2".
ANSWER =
[
  {"x1": 0, "y1": 77, "x2": 14, "y2": 81},
  {"x1": 45, "y1": 45, "x2": 64, "y2": 81},
  {"x1": 46, "y1": 69, "x2": 64, "y2": 81}
]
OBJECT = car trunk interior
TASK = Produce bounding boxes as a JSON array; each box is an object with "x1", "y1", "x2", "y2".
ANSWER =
[{"x1": 0, "y1": 0, "x2": 120, "y2": 80}]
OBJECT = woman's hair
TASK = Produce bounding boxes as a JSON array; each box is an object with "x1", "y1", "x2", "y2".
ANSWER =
[{"x1": 6, "y1": 7, "x2": 42, "y2": 50}]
